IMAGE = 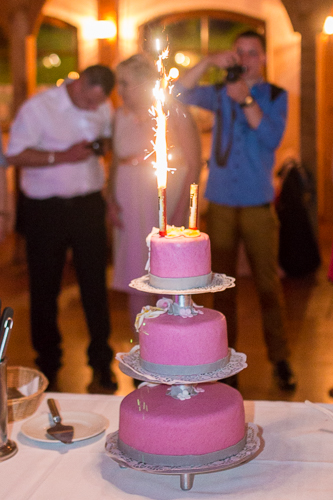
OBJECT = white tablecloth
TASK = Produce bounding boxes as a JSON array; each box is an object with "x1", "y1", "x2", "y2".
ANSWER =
[{"x1": 1, "y1": 393, "x2": 333, "y2": 499}]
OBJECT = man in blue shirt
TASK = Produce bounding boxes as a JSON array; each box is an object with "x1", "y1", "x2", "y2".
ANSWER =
[{"x1": 175, "y1": 30, "x2": 296, "y2": 391}]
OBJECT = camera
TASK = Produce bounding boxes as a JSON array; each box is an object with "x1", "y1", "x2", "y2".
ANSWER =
[
  {"x1": 88, "y1": 138, "x2": 104, "y2": 156},
  {"x1": 225, "y1": 64, "x2": 246, "y2": 83}
]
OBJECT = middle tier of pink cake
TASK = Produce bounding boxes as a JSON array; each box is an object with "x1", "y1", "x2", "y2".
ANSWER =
[{"x1": 138, "y1": 307, "x2": 229, "y2": 376}]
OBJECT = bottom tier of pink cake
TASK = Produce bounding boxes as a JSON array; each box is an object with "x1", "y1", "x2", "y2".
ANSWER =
[{"x1": 118, "y1": 382, "x2": 246, "y2": 467}]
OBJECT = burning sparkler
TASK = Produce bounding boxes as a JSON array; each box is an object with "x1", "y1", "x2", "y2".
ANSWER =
[{"x1": 150, "y1": 42, "x2": 171, "y2": 236}]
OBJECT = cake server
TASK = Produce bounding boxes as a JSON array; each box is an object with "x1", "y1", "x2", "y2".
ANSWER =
[
  {"x1": 46, "y1": 399, "x2": 74, "y2": 444},
  {"x1": 0, "y1": 307, "x2": 14, "y2": 361}
]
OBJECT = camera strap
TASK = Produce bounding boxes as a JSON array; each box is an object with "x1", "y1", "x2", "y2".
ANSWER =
[
  {"x1": 214, "y1": 87, "x2": 235, "y2": 167},
  {"x1": 214, "y1": 83, "x2": 284, "y2": 167}
]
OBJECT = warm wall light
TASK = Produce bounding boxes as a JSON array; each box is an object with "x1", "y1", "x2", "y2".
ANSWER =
[
  {"x1": 175, "y1": 52, "x2": 185, "y2": 64},
  {"x1": 68, "y1": 72, "x2": 80, "y2": 80},
  {"x1": 323, "y1": 16, "x2": 333, "y2": 35},
  {"x1": 83, "y1": 19, "x2": 117, "y2": 40},
  {"x1": 169, "y1": 67, "x2": 179, "y2": 79},
  {"x1": 119, "y1": 18, "x2": 136, "y2": 43}
]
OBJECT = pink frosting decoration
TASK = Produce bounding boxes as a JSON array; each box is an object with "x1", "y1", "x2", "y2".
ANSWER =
[
  {"x1": 118, "y1": 383, "x2": 245, "y2": 458},
  {"x1": 139, "y1": 307, "x2": 228, "y2": 369},
  {"x1": 150, "y1": 232, "x2": 211, "y2": 279}
]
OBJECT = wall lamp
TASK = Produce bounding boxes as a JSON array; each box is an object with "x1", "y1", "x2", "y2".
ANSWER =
[
  {"x1": 323, "y1": 16, "x2": 333, "y2": 35},
  {"x1": 83, "y1": 19, "x2": 117, "y2": 40}
]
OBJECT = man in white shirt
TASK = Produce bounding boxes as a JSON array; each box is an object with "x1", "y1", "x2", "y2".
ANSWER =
[{"x1": 7, "y1": 65, "x2": 117, "y2": 394}]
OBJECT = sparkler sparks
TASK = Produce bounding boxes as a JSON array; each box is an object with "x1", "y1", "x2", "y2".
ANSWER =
[{"x1": 149, "y1": 43, "x2": 173, "y2": 236}]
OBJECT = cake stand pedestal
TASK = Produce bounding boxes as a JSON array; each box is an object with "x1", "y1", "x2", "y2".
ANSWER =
[{"x1": 106, "y1": 424, "x2": 261, "y2": 491}]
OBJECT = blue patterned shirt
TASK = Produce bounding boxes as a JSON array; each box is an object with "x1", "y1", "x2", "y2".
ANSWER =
[{"x1": 175, "y1": 81, "x2": 287, "y2": 206}]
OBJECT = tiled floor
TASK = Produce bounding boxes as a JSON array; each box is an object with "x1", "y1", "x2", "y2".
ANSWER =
[{"x1": 2, "y1": 223, "x2": 333, "y2": 403}]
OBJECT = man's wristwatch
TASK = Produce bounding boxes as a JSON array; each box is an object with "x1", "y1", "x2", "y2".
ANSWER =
[
  {"x1": 240, "y1": 95, "x2": 255, "y2": 108},
  {"x1": 48, "y1": 152, "x2": 55, "y2": 165}
]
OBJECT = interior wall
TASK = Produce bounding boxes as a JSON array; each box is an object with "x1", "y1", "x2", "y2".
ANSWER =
[
  {"x1": 42, "y1": 0, "x2": 99, "y2": 69},
  {"x1": 118, "y1": 0, "x2": 297, "y2": 56},
  {"x1": 273, "y1": 36, "x2": 301, "y2": 170},
  {"x1": 317, "y1": 33, "x2": 333, "y2": 223}
]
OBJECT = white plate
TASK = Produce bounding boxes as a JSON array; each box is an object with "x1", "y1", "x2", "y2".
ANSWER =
[{"x1": 21, "y1": 411, "x2": 109, "y2": 443}]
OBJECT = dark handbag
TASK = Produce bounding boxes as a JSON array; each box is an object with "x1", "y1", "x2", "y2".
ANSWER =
[{"x1": 275, "y1": 159, "x2": 321, "y2": 277}]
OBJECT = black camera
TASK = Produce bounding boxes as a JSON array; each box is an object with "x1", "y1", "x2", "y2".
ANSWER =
[
  {"x1": 225, "y1": 64, "x2": 246, "y2": 83},
  {"x1": 88, "y1": 138, "x2": 104, "y2": 156}
]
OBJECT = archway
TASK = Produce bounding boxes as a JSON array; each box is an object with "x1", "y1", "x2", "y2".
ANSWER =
[
  {"x1": 139, "y1": 10, "x2": 268, "y2": 198},
  {"x1": 317, "y1": 10, "x2": 333, "y2": 224}
]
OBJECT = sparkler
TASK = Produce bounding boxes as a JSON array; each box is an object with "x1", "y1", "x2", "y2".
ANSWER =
[{"x1": 151, "y1": 42, "x2": 170, "y2": 236}]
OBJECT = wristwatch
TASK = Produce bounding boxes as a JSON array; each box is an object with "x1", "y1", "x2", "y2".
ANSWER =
[
  {"x1": 48, "y1": 152, "x2": 55, "y2": 164},
  {"x1": 240, "y1": 95, "x2": 255, "y2": 108}
]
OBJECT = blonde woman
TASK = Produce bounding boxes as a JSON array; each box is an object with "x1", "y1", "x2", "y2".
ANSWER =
[{"x1": 108, "y1": 53, "x2": 202, "y2": 328}]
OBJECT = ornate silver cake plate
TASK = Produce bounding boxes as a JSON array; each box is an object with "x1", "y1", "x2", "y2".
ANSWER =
[
  {"x1": 105, "y1": 423, "x2": 261, "y2": 491},
  {"x1": 129, "y1": 273, "x2": 235, "y2": 295},
  {"x1": 116, "y1": 347, "x2": 247, "y2": 384}
]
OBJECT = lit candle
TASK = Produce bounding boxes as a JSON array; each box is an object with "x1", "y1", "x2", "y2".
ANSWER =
[{"x1": 189, "y1": 183, "x2": 199, "y2": 229}]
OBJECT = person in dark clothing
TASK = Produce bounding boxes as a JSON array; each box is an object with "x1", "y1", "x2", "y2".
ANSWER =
[{"x1": 7, "y1": 65, "x2": 117, "y2": 394}]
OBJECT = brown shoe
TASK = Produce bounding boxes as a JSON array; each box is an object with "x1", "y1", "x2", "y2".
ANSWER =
[
  {"x1": 87, "y1": 368, "x2": 118, "y2": 395},
  {"x1": 274, "y1": 360, "x2": 297, "y2": 391}
]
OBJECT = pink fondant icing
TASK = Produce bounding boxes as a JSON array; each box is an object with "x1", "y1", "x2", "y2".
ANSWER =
[
  {"x1": 150, "y1": 232, "x2": 211, "y2": 278},
  {"x1": 118, "y1": 383, "x2": 245, "y2": 457},
  {"x1": 139, "y1": 308, "x2": 228, "y2": 368}
]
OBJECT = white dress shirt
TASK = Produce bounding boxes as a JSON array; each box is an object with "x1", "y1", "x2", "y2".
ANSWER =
[{"x1": 7, "y1": 82, "x2": 113, "y2": 199}]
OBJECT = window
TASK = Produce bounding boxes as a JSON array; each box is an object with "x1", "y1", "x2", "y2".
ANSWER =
[
  {"x1": 141, "y1": 11, "x2": 265, "y2": 84},
  {"x1": 37, "y1": 17, "x2": 78, "y2": 85}
]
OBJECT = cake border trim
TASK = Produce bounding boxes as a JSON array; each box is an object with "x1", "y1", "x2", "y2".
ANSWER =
[
  {"x1": 105, "y1": 423, "x2": 261, "y2": 474},
  {"x1": 116, "y1": 347, "x2": 247, "y2": 384},
  {"x1": 129, "y1": 273, "x2": 235, "y2": 295}
]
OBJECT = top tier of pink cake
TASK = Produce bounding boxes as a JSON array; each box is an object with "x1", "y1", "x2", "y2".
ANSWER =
[{"x1": 150, "y1": 232, "x2": 211, "y2": 278}]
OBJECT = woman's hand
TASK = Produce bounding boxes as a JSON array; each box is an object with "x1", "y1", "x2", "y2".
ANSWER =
[{"x1": 107, "y1": 199, "x2": 123, "y2": 228}]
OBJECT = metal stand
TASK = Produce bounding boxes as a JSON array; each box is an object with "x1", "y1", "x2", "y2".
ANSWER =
[
  {"x1": 117, "y1": 463, "x2": 195, "y2": 490},
  {"x1": 0, "y1": 440, "x2": 18, "y2": 462},
  {"x1": 107, "y1": 425, "x2": 261, "y2": 492},
  {"x1": 173, "y1": 294, "x2": 191, "y2": 307},
  {"x1": 109, "y1": 273, "x2": 256, "y2": 491},
  {"x1": 180, "y1": 473, "x2": 194, "y2": 490},
  {"x1": 0, "y1": 358, "x2": 18, "y2": 461}
]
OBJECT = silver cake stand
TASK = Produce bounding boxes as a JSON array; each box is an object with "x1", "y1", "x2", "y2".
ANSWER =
[
  {"x1": 105, "y1": 423, "x2": 261, "y2": 491},
  {"x1": 123, "y1": 272, "x2": 246, "y2": 384},
  {"x1": 129, "y1": 272, "x2": 235, "y2": 295},
  {"x1": 116, "y1": 347, "x2": 247, "y2": 384},
  {"x1": 109, "y1": 272, "x2": 258, "y2": 490}
]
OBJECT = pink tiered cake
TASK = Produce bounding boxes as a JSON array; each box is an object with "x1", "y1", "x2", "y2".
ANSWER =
[
  {"x1": 116, "y1": 225, "x2": 247, "y2": 470},
  {"x1": 118, "y1": 383, "x2": 246, "y2": 466}
]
